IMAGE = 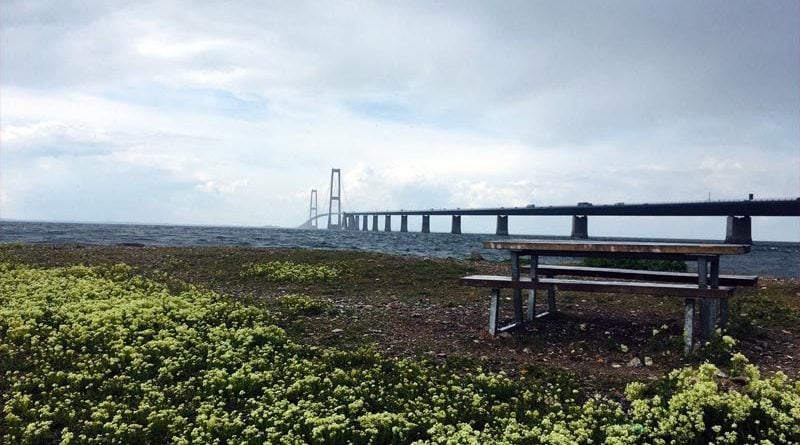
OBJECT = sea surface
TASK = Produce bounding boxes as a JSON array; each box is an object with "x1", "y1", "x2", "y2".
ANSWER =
[{"x1": 1, "y1": 220, "x2": 798, "y2": 278}]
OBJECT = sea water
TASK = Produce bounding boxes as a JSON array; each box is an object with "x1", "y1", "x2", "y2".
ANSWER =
[{"x1": 1, "y1": 220, "x2": 798, "y2": 278}]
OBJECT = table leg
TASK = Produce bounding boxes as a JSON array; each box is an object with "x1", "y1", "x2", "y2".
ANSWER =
[
  {"x1": 684, "y1": 298, "x2": 695, "y2": 355},
  {"x1": 527, "y1": 255, "x2": 538, "y2": 321},
  {"x1": 510, "y1": 251, "x2": 524, "y2": 325},
  {"x1": 698, "y1": 257, "x2": 714, "y2": 344},
  {"x1": 710, "y1": 256, "x2": 723, "y2": 328},
  {"x1": 489, "y1": 289, "x2": 500, "y2": 336}
]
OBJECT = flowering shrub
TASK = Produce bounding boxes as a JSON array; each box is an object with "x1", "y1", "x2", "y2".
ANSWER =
[
  {"x1": 241, "y1": 261, "x2": 342, "y2": 283},
  {"x1": 1, "y1": 262, "x2": 799, "y2": 444},
  {"x1": 624, "y1": 356, "x2": 800, "y2": 444},
  {"x1": 279, "y1": 293, "x2": 330, "y2": 316}
]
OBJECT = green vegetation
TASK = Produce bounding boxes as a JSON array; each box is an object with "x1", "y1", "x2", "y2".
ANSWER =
[
  {"x1": 241, "y1": 260, "x2": 343, "y2": 283},
  {"x1": 279, "y1": 293, "x2": 331, "y2": 316},
  {"x1": 2, "y1": 263, "x2": 799, "y2": 444},
  {"x1": 580, "y1": 257, "x2": 688, "y2": 272}
]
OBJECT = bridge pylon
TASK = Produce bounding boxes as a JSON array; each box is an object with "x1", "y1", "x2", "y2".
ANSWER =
[
  {"x1": 327, "y1": 169, "x2": 342, "y2": 230},
  {"x1": 309, "y1": 189, "x2": 318, "y2": 229}
]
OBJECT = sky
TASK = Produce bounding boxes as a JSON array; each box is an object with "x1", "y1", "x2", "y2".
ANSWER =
[{"x1": 1, "y1": 0, "x2": 798, "y2": 241}]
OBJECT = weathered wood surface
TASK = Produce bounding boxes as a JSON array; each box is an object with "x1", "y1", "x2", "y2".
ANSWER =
[
  {"x1": 484, "y1": 239, "x2": 750, "y2": 255},
  {"x1": 520, "y1": 265, "x2": 758, "y2": 287},
  {"x1": 460, "y1": 275, "x2": 734, "y2": 298}
]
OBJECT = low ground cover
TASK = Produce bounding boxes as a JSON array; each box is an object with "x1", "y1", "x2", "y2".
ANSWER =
[
  {"x1": 1, "y1": 245, "x2": 798, "y2": 389},
  {"x1": 1, "y1": 260, "x2": 799, "y2": 444}
]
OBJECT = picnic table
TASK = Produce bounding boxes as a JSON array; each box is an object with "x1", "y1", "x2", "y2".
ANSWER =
[{"x1": 461, "y1": 239, "x2": 756, "y2": 355}]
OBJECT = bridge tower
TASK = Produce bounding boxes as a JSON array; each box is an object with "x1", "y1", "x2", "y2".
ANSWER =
[
  {"x1": 309, "y1": 189, "x2": 318, "y2": 229},
  {"x1": 326, "y1": 168, "x2": 342, "y2": 230}
]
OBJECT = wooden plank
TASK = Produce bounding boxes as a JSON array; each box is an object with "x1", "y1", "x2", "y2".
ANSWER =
[
  {"x1": 524, "y1": 265, "x2": 758, "y2": 287},
  {"x1": 498, "y1": 323, "x2": 522, "y2": 333},
  {"x1": 484, "y1": 239, "x2": 750, "y2": 255},
  {"x1": 460, "y1": 275, "x2": 734, "y2": 298}
]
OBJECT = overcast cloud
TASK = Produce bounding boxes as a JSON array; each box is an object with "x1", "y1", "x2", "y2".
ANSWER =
[{"x1": 1, "y1": 0, "x2": 798, "y2": 240}]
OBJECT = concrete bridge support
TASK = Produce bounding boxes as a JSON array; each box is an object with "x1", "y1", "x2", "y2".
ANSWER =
[
  {"x1": 353, "y1": 215, "x2": 359, "y2": 230},
  {"x1": 421, "y1": 215, "x2": 431, "y2": 233},
  {"x1": 725, "y1": 216, "x2": 752, "y2": 244},
  {"x1": 496, "y1": 215, "x2": 509, "y2": 236},
  {"x1": 384, "y1": 215, "x2": 392, "y2": 232},
  {"x1": 571, "y1": 215, "x2": 588, "y2": 239},
  {"x1": 400, "y1": 215, "x2": 408, "y2": 232},
  {"x1": 372, "y1": 215, "x2": 379, "y2": 231},
  {"x1": 362, "y1": 215, "x2": 368, "y2": 231},
  {"x1": 451, "y1": 215, "x2": 462, "y2": 234}
]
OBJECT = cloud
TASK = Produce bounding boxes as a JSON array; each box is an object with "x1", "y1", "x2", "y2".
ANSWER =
[{"x1": 0, "y1": 0, "x2": 797, "y2": 239}]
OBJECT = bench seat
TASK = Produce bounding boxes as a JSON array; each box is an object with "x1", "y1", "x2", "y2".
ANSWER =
[
  {"x1": 461, "y1": 275, "x2": 735, "y2": 298},
  {"x1": 520, "y1": 265, "x2": 757, "y2": 287}
]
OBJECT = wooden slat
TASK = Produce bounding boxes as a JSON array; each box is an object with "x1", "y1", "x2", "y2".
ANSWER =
[
  {"x1": 460, "y1": 275, "x2": 734, "y2": 298},
  {"x1": 484, "y1": 239, "x2": 750, "y2": 255},
  {"x1": 522, "y1": 265, "x2": 758, "y2": 287}
]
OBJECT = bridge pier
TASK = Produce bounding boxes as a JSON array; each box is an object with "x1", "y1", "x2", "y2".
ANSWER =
[
  {"x1": 496, "y1": 215, "x2": 509, "y2": 236},
  {"x1": 353, "y1": 215, "x2": 359, "y2": 230},
  {"x1": 421, "y1": 215, "x2": 430, "y2": 233},
  {"x1": 725, "y1": 216, "x2": 752, "y2": 244},
  {"x1": 571, "y1": 215, "x2": 588, "y2": 239},
  {"x1": 451, "y1": 215, "x2": 461, "y2": 234},
  {"x1": 362, "y1": 215, "x2": 368, "y2": 231},
  {"x1": 384, "y1": 215, "x2": 392, "y2": 232},
  {"x1": 400, "y1": 215, "x2": 408, "y2": 232},
  {"x1": 372, "y1": 215, "x2": 379, "y2": 231},
  {"x1": 342, "y1": 214, "x2": 349, "y2": 230}
]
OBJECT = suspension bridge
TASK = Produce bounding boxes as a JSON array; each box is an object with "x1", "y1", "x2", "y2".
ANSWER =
[{"x1": 298, "y1": 169, "x2": 800, "y2": 244}]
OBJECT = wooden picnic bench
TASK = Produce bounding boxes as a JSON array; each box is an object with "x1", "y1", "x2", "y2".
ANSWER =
[{"x1": 461, "y1": 239, "x2": 756, "y2": 355}]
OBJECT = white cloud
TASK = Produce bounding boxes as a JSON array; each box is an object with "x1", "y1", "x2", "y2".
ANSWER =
[{"x1": 0, "y1": 0, "x2": 797, "y2": 239}]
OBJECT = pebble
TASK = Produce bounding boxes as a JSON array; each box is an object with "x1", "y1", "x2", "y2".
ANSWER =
[
  {"x1": 331, "y1": 328, "x2": 344, "y2": 333},
  {"x1": 611, "y1": 363, "x2": 622, "y2": 368},
  {"x1": 644, "y1": 356, "x2": 653, "y2": 367},
  {"x1": 627, "y1": 357, "x2": 642, "y2": 367}
]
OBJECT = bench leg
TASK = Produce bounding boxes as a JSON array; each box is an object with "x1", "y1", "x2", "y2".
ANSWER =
[
  {"x1": 710, "y1": 298, "x2": 718, "y2": 331},
  {"x1": 700, "y1": 299, "x2": 717, "y2": 344},
  {"x1": 526, "y1": 289, "x2": 537, "y2": 321},
  {"x1": 489, "y1": 289, "x2": 500, "y2": 336},
  {"x1": 684, "y1": 298, "x2": 695, "y2": 356},
  {"x1": 719, "y1": 299, "x2": 729, "y2": 327},
  {"x1": 547, "y1": 286, "x2": 557, "y2": 313}
]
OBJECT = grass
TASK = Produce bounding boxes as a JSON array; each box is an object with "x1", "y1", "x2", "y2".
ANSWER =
[
  {"x1": 0, "y1": 243, "x2": 798, "y2": 393},
  {"x1": 2, "y1": 260, "x2": 799, "y2": 444}
]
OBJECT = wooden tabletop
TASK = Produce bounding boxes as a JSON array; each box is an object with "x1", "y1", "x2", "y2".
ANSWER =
[{"x1": 483, "y1": 239, "x2": 750, "y2": 255}]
